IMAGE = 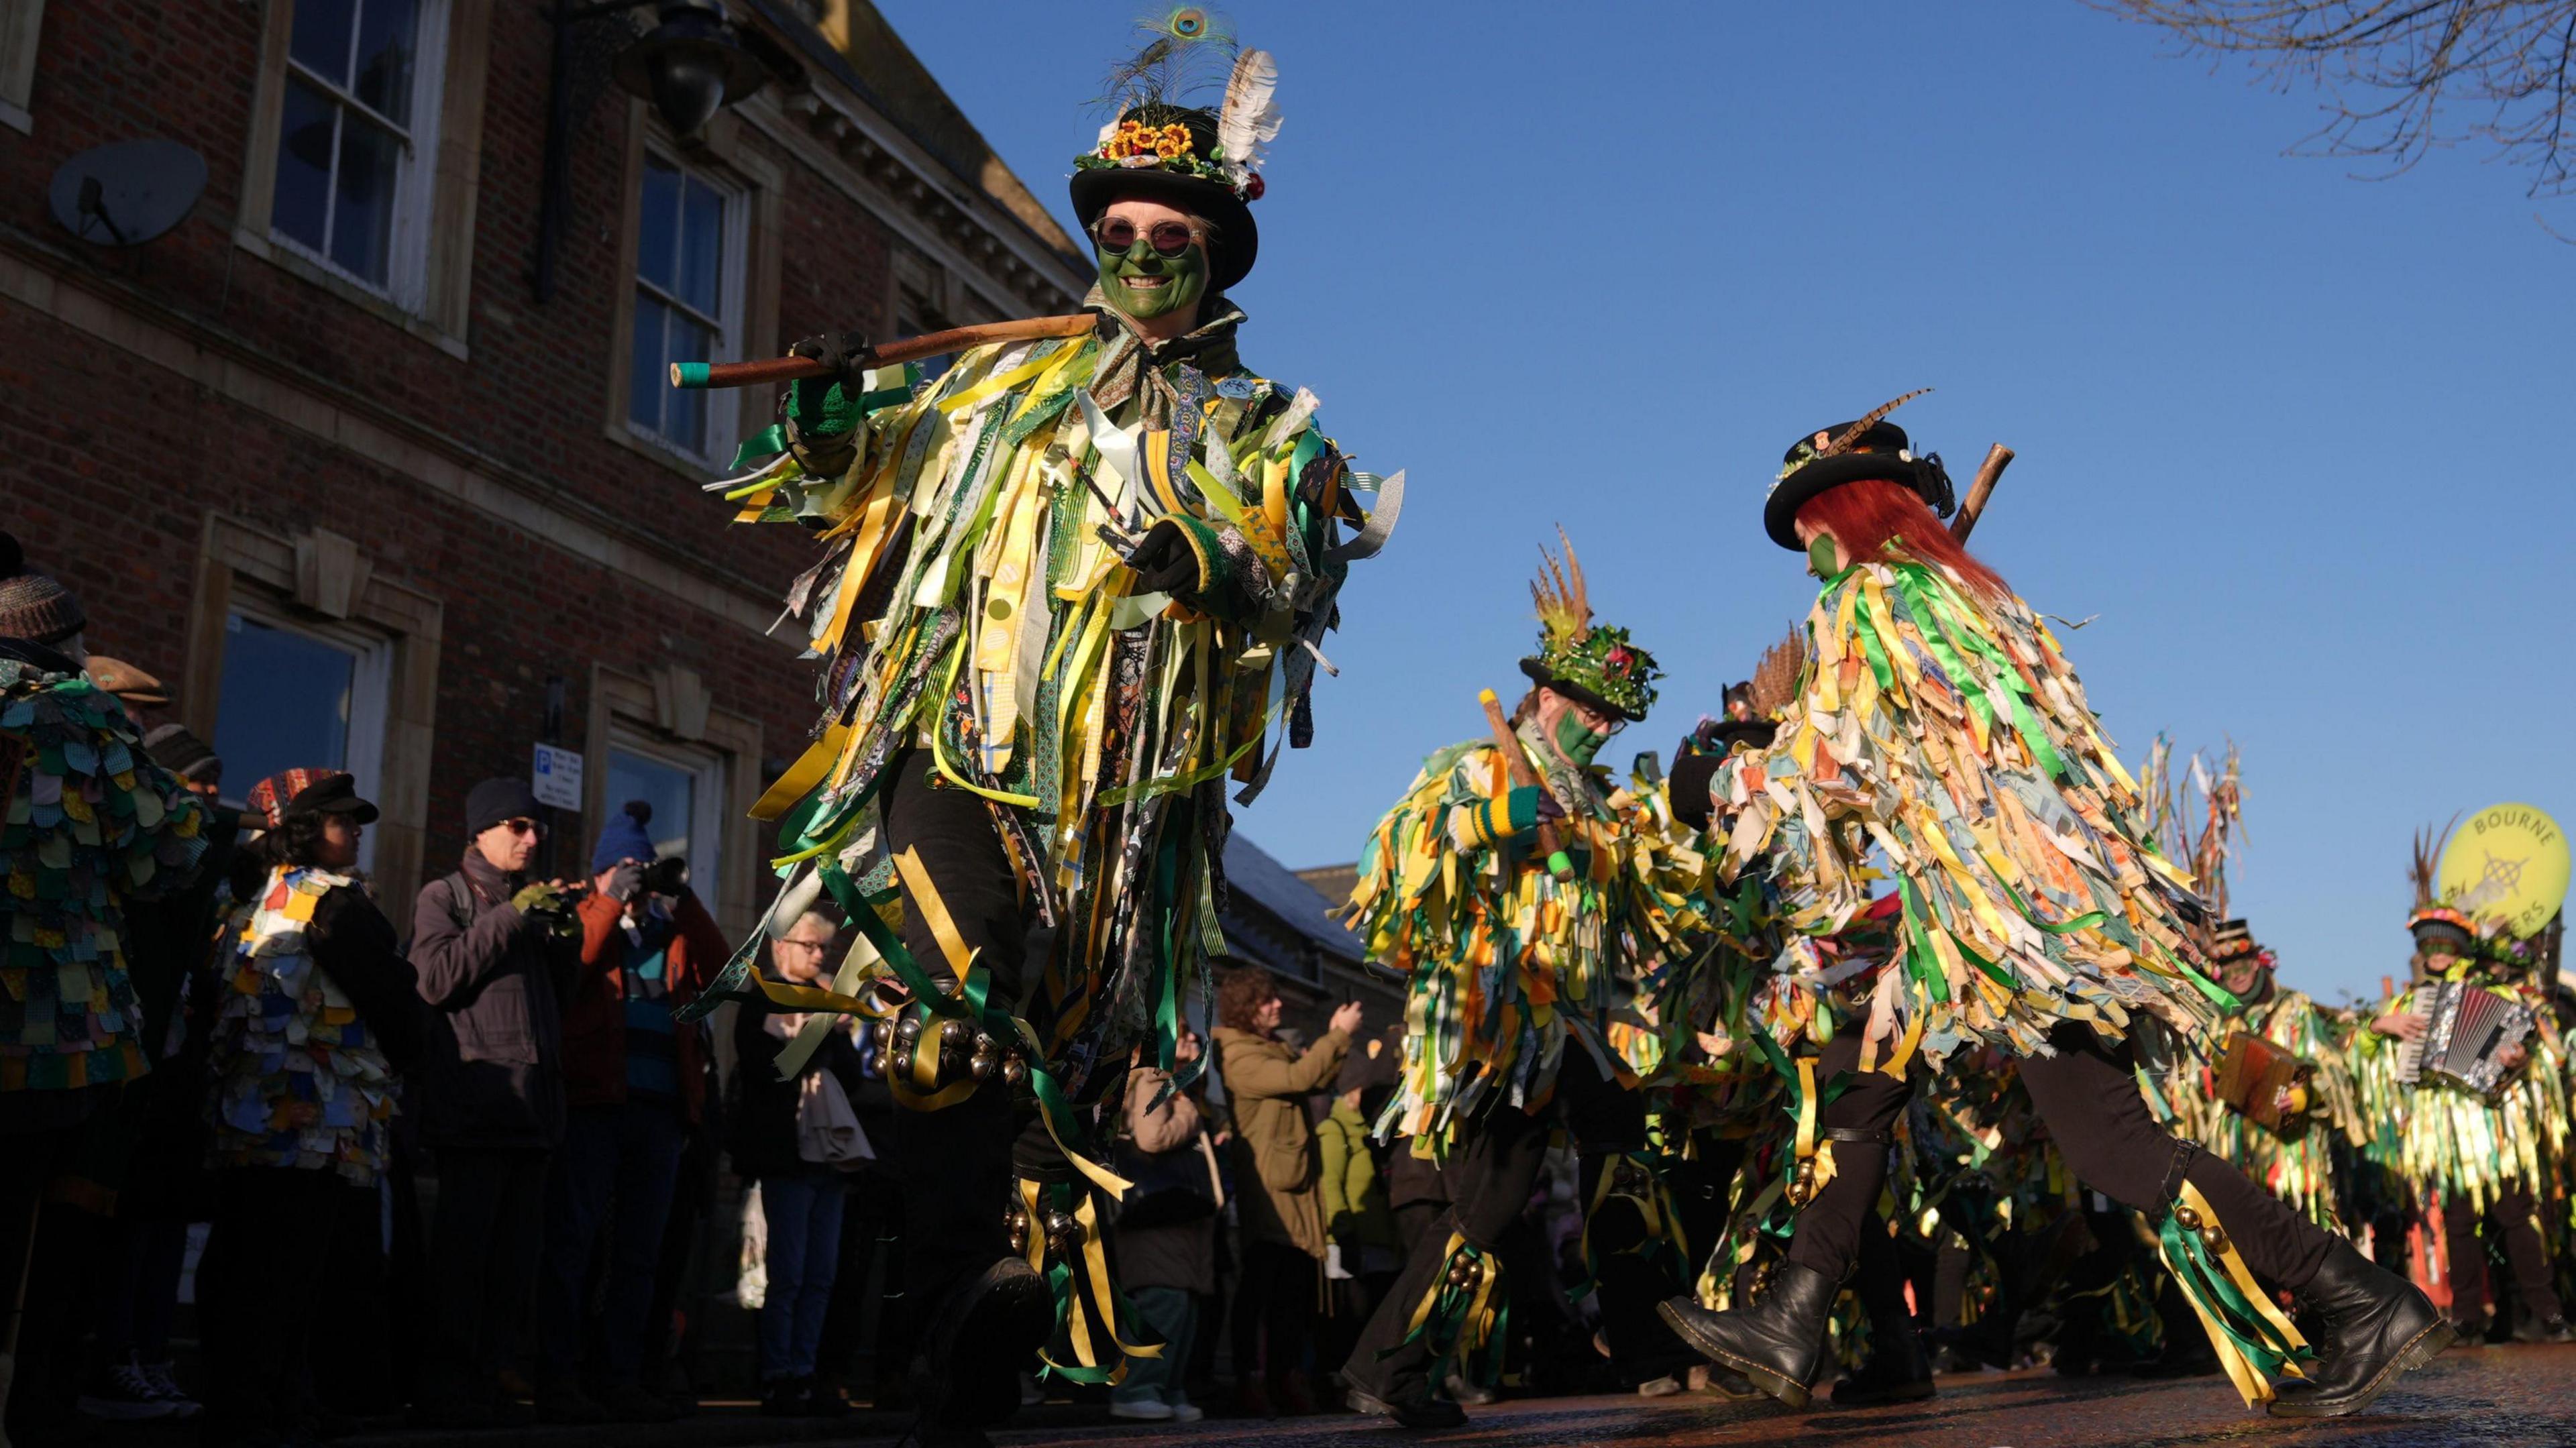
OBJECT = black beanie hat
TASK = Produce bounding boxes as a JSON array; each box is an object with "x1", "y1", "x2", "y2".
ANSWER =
[{"x1": 465, "y1": 777, "x2": 544, "y2": 840}]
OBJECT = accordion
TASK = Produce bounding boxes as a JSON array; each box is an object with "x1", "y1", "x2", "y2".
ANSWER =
[
  {"x1": 2210, "y1": 1032, "x2": 2317, "y2": 1132},
  {"x1": 2396, "y1": 981, "x2": 2536, "y2": 1097}
]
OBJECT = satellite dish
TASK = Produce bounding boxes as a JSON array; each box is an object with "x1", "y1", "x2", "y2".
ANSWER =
[{"x1": 48, "y1": 140, "x2": 207, "y2": 247}]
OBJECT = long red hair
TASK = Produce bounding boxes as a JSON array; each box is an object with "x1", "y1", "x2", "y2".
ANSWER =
[{"x1": 1793, "y1": 477, "x2": 2010, "y2": 602}]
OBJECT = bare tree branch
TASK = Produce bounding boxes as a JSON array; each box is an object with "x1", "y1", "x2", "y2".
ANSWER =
[{"x1": 2091, "y1": 1, "x2": 2576, "y2": 202}]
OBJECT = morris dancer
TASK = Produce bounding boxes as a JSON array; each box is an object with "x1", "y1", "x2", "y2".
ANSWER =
[
  {"x1": 2357, "y1": 831, "x2": 2569, "y2": 1345},
  {"x1": 1338, "y1": 536, "x2": 1711, "y2": 1427},
  {"x1": 1659, "y1": 396, "x2": 2446, "y2": 1418},
  {"x1": 682, "y1": 17, "x2": 1394, "y2": 1445}
]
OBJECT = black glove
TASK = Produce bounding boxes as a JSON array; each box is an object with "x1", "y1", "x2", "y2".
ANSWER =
[
  {"x1": 1122, "y1": 518, "x2": 1209, "y2": 598},
  {"x1": 787, "y1": 331, "x2": 872, "y2": 384},
  {"x1": 601, "y1": 862, "x2": 647, "y2": 904},
  {"x1": 1534, "y1": 788, "x2": 1566, "y2": 823}
]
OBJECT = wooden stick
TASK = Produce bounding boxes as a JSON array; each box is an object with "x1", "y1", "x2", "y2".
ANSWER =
[
  {"x1": 1948, "y1": 443, "x2": 2015, "y2": 543},
  {"x1": 672, "y1": 313, "x2": 1096, "y2": 390},
  {"x1": 1479, "y1": 689, "x2": 1574, "y2": 881}
]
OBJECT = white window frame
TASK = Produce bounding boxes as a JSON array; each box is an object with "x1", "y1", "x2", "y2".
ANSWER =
[
  {"x1": 217, "y1": 600, "x2": 394, "y2": 874},
  {"x1": 625, "y1": 147, "x2": 749, "y2": 467},
  {"x1": 266, "y1": 0, "x2": 452, "y2": 311},
  {"x1": 604, "y1": 728, "x2": 727, "y2": 895}
]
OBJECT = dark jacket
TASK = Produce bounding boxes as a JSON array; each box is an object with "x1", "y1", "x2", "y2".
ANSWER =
[
  {"x1": 727, "y1": 995, "x2": 865, "y2": 1181},
  {"x1": 409, "y1": 852, "x2": 574, "y2": 1151},
  {"x1": 310, "y1": 884, "x2": 426, "y2": 1076},
  {"x1": 566, "y1": 889, "x2": 727, "y2": 1122}
]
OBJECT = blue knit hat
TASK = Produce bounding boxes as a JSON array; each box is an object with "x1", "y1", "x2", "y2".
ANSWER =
[{"x1": 591, "y1": 800, "x2": 657, "y2": 873}]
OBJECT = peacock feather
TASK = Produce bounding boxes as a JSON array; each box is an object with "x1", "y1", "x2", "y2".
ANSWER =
[{"x1": 1098, "y1": 7, "x2": 1240, "y2": 116}]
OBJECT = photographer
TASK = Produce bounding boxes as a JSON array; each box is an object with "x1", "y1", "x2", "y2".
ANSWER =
[
  {"x1": 409, "y1": 779, "x2": 581, "y2": 1429},
  {"x1": 534, "y1": 803, "x2": 726, "y2": 1423}
]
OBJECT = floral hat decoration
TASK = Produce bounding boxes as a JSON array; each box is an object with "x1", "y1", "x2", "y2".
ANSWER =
[
  {"x1": 2406, "y1": 818, "x2": 2482, "y2": 956},
  {"x1": 1519, "y1": 528, "x2": 1660, "y2": 724},
  {"x1": 1069, "y1": 8, "x2": 1281, "y2": 291}
]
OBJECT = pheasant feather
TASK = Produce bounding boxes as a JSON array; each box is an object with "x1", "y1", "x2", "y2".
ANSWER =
[{"x1": 1820, "y1": 388, "x2": 1933, "y2": 457}]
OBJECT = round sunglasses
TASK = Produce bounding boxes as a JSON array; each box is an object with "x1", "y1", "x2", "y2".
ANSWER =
[{"x1": 1091, "y1": 217, "x2": 1201, "y2": 258}]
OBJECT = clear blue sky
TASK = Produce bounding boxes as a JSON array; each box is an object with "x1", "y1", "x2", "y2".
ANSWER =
[{"x1": 878, "y1": 1, "x2": 2576, "y2": 1007}]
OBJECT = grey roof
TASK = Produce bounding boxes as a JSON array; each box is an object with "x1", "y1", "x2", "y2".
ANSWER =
[{"x1": 1222, "y1": 832, "x2": 1366, "y2": 977}]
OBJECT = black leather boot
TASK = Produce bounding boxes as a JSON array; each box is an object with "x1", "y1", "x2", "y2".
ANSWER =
[
  {"x1": 2266, "y1": 1239, "x2": 2452, "y2": 1418},
  {"x1": 908, "y1": 1258, "x2": 1053, "y2": 1447},
  {"x1": 1658, "y1": 1260, "x2": 1839, "y2": 1409}
]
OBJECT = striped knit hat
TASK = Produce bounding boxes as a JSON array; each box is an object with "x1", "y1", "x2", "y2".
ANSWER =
[{"x1": 0, "y1": 533, "x2": 86, "y2": 647}]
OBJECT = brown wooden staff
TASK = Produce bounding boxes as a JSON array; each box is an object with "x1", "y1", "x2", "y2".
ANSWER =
[
  {"x1": 671, "y1": 313, "x2": 1096, "y2": 390},
  {"x1": 1479, "y1": 689, "x2": 1575, "y2": 882},
  {"x1": 1949, "y1": 443, "x2": 2015, "y2": 543}
]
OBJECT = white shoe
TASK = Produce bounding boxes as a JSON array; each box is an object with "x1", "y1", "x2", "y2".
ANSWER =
[
  {"x1": 1110, "y1": 1397, "x2": 1176, "y2": 1421},
  {"x1": 1637, "y1": 1374, "x2": 1682, "y2": 1398},
  {"x1": 140, "y1": 1359, "x2": 202, "y2": 1419},
  {"x1": 1168, "y1": 1398, "x2": 1205, "y2": 1423}
]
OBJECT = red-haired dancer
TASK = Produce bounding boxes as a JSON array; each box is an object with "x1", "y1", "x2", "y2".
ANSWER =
[{"x1": 1658, "y1": 403, "x2": 2445, "y2": 1418}]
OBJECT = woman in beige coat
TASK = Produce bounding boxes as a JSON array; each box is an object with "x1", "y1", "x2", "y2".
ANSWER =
[{"x1": 1212, "y1": 966, "x2": 1362, "y2": 1415}]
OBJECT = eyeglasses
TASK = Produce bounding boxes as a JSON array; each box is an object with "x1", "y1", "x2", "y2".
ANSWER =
[
  {"x1": 1091, "y1": 217, "x2": 1200, "y2": 259},
  {"x1": 1572, "y1": 702, "x2": 1625, "y2": 737},
  {"x1": 500, "y1": 818, "x2": 543, "y2": 837},
  {"x1": 774, "y1": 938, "x2": 830, "y2": 954}
]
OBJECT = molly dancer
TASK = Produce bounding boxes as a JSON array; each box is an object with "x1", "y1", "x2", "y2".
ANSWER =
[
  {"x1": 680, "y1": 16, "x2": 1393, "y2": 1447},
  {"x1": 1659, "y1": 396, "x2": 2447, "y2": 1418}
]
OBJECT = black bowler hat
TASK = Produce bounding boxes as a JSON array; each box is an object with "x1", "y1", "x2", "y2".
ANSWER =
[{"x1": 1764, "y1": 391, "x2": 1956, "y2": 551}]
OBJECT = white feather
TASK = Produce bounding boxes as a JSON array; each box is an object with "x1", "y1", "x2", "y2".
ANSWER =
[{"x1": 1217, "y1": 48, "x2": 1282, "y2": 181}]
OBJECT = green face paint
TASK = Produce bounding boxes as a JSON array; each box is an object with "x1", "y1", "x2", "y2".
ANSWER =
[
  {"x1": 1807, "y1": 535, "x2": 1840, "y2": 579},
  {"x1": 1554, "y1": 710, "x2": 1609, "y2": 766},
  {"x1": 1097, "y1": 230, "x2": 1209, "y2": 323}
]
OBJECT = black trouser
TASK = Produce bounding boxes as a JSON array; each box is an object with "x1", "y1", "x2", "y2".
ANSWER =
[
  {"x1": 423, "y1": 1146, "x2": 549, "y2": 1405},
  {"x1": 1791, "y1": 1024, "x2": 2332, "y2": 1294},
  {"x1": 1233, "y1": 1239, "x2": 1320, "y2": 1388},
  {"x1": 198, "y1": 1166, "x2": 353, "y2": 1441},
  {"x1": 2441, "y1": 1182, "x2": 2561, "y2": 1326},
  {"x1": 1392, "y1": 1201, "x2": 1444, "y2": 1258},
  {"x1": 1342, "y1": 1052, "x2": 1682, "y2": 1402},
  {"x1": 875, "y1": 749, "x2": 1071, "y2": 1351},
  {"x1": 816, "y1": 1168, "x2": 910, "y2": 1392}
]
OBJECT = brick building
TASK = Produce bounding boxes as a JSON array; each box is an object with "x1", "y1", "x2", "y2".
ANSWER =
[{"x1": 0, "y1": 0, "x2": 1087, "y2": 938}]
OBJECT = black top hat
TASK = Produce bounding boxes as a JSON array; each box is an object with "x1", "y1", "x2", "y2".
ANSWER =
[
  {"x1": 1764, "y1": 416, "x2": 1955, "y2": 551},
  {"x1": 2208, "y1": 919, "x2": 2268, "y2": 965},
  {"x1": 1071, "y1": 104, "x2": 1260, "y2": 292}
]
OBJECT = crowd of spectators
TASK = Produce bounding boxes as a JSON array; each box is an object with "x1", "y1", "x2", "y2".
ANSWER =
[{"x1": 0, "y1": 531, "x2": 1633, "y2": 1446}]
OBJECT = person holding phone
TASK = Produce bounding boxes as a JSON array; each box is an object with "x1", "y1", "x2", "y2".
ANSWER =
[{"x1": 1212, "y1": 968, "x2": 1362, "y2": 1416}]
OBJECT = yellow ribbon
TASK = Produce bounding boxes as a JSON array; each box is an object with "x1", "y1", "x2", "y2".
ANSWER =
[
  {"x1": 750, "y1": 724, "x2": 851, "y2": 822},
  {"x1": 2159, "y1": 1180, "x2": 2311, "y2": 1406}
]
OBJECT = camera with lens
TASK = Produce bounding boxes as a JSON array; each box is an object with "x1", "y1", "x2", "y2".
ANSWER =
[{"x1": 643, "y1": 855, "x2": 690, "y2": 897}]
